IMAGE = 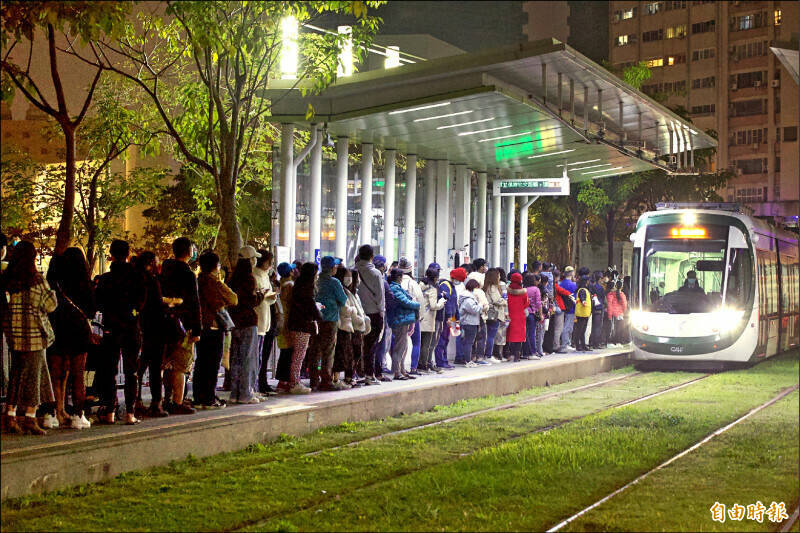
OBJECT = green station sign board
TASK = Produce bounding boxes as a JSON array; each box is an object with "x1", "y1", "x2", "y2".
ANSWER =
[{"x1": 492, "y1": 177, "x2": 570, "y2": 197}]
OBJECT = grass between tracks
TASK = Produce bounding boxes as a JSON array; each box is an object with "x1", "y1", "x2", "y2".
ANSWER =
[
  {"x1": 1, "y1": 369, "x2": 693, "y2": 532},
  {"x1": 242, "y1": 354, "x2": 798, "y2": 532},
  {"x1": 566, "y1": 390, "x2": 799, "y2": 532}
]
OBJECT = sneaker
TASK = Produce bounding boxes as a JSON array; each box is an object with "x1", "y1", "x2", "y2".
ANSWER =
[
  {"x1": 432, "y1": 366, "x2": 444, "y2": 374},
  {"x1": 332, "y1": 381, "x2": 351, "y2": 390},
  {"x1": 68, "y1": 415, "x2": 86, "y2": 429},
  {"x1": 489, "y1": 357, "x2": 503, "y2": 364},
  {"x1": 417, "y1": 367, "x2": 431, "y2": 375},
  {"x1": 378, "y1": 375, "x2": 392, "y2": 382},
  {"x1": 79, "y1": 413, "x2": 92, "y2": 428},
  {"x1": 289, "y1": 383, "x2": 311, "y2": 394},
  {"x1": 409, "y1": 369, "x2": 422, "y2": 376},
  {"x1": 147, "y1": 404, "x2": 170, "y2": 418},
  {"x1": 364, "y1": 376, "x2": 380, "y2": 385},
  {"x1": 465, "y1": 361, "x2": 478, "y2": 368},
  {"x1": 439, "y1": 364, "x2": 456, "y2": 371},
  {"x1": 232, "y1": 397, "x2": 261, "y2": 405},
  {"x1": 203, "y1": 399, "x2": 226, "y2": 409},
  {"x1": 42, "y1": 413, "x2": 59, "y2": 429},
  {"x1": 168, "y1": 402, "x2": 198, "y2": 414},
  {"x1": 454, "y1": 360, "x2": 467, "y2": 366},
  {"x1": 476, "y1": 360, "x2": 491, "y2": 365},
  {"x1": 402, "y1": 373, "x2": 417, "y2": 380}
]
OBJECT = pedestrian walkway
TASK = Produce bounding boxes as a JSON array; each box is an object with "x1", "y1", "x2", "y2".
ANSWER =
[{"x1": 1, "y1": 346, "x2": 630, "y2": 500}]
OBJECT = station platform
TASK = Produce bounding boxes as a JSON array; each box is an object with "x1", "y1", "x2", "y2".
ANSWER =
[{"x1": 1, "y1": 347, "x2": 630, "y2": 500}]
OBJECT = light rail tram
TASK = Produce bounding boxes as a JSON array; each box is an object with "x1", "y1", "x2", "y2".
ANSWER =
[{"x1": 629, "y1": 203, "x2": 799, "y2": 370}]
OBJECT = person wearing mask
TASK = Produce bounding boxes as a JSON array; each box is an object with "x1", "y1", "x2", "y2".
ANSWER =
[
  {"x1": 558, "y1": 266, "x2": 577, "y2": 353},
  {"x1": 457, "y1": 279, "x2": 483, "y2": 367},
  {"x1": 574, "y1": 279, "x2": 592, "y2": 352},
  {"x1": 679, "y1": 270, "x2": 704, "y2": 293},
  {"x1": 355, "y1": 245, "x2": 385, "y2": 386},
  {"x1": 133, "y1": 251, "x2": 169, "y2": 418},
  {"x1": 535, "y1": 274, "x2": 549, "y2": 357},
  {"x1": 347, "y1": 270, "x2": 368, "y2": 386},
  {"x1": 45, "y1": 247, "x2": 96, "y2": 429},
  {"x1": 607, "y1": 280, "x2": 629, "y2": 346},
  {"x1": 226, "y1": 246, "x2": 266, "y2": 404},
  {"x1": 95, "y1": 240, "x2": 146, "y2": 425},
  {"x1": 288, "y1": 263, "x2": 323, "y2": 394},
  {"x1": 397, "y1": 257, "x2": 425, "y2": 375},
  {"x1": 386, "y1": 269, "x2": 420, "y2": 380},
  {"x1": 589, "y1": 271, "x2": 607, "y2": 349},
  {"x1": 310, "y1": 256, "x2": 348, "y2": 391},
  {"x1": 467, "y1": 259, "x2": 490, "y2": 365},
  {"x1": 505, "y1": 272, "x2": 529, "y2": 362},
  {"x1": 253, "y1": 250, "x2": 278, "y2": 395},
  {"x1": 1, "y1": 241, "x2": 58, "y2": 435},
  {"x1": 483, "y1": 268, "x2": 507, "y2": 363},
  {"x1": 159, "y1": 237, "x2": 202, "y2": 415},
  {"x1": 418, "y1": 268, "x2": 445, "y2": 374},
  {"x1": 195, "y1": 251, "x2": 238, "y2": 409},
  {"x1": 522, "y1": 273, "x2": 540, "y2": 359},
  {"x1": 436, "y1": 268, "x2": 465, "y2": 369},
  {"x1": 274, "y1": 262, "x2": 298, "y2": 392},
  {"x1": 333, "y1": 268, "x2": 365, "y2": 387}
]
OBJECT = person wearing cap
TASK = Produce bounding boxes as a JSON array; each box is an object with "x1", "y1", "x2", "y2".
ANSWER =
[
  {"x1": 397, "y1": 257, "x2": 425, "y2": 374},
  {"x1": 558, "y1": 266, "x2": 578, "y2": 353},
  {"x1": 433, "y1": 267, "x2": 466, "y2": 369},
  {"x1": 159, "y1": 237, "x2": 202, "y2": 415},
  {"x1": 354, "y1": 245, "x2": 385, "y2": 385},
  {"x1": 309, "y1": 256, "x2": 348, "y2": 391}
]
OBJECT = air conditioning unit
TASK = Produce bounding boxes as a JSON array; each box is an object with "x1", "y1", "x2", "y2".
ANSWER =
[
  {"x1": 736, "y1": 168, "x2": 744, "y2": 176},
  {"x1": 730, "y1": 83, "x2": 738, "y2": 90},
  {"x1": 753, "y1": 142, "x2": 760, "y2": 150},
  {"x1": 753, "y1": 80, "x2": 762, "y2": 87},
  {"x1": 771, "y1": 79, "x2": 780, "y2": 88}
]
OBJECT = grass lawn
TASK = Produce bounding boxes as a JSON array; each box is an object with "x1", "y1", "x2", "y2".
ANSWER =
[
  {"x1": 245, "y1": 355, "x2": 798, "y2": 532},
  {"x1": 1, "y1": 370, "x2": 696, "y2": 532},
  {"x1": 566, "y1": 390, "x2": 799, "y2": 532}
]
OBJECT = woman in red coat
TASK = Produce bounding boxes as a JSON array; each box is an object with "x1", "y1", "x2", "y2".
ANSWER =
[{"x1": 506, "y1": 272, "x2": 530, "y2": 362}]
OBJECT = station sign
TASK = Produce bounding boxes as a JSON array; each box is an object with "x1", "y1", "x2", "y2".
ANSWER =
[{"x1": 492, "y1": 177, "x2": 570, "y2": 197}]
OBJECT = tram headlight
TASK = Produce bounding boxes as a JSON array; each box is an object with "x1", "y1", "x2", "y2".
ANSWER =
[
  {"x1": 630, "y1": 310, "x2": 648, "y2": 332},
  {"x1": 710, "y1": 309, "x2": 744, "y2": 334}
]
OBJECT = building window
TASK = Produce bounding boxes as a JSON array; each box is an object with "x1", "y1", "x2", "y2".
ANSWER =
[
  {"x1": 645, "y1": 2, "x2": 664, "y2": 15},
  {"x1": 735, "y1": 187, "x2": 767, "y2": 203},
  {"x1": 731, "y1": 40, "x2": 769, "y2": 60},
  {"x1": 730, "y1": 99, "x2": 767, "y2": 117},
  {"x1": 662, "y1": 80, "x2": 687, "y2": 93},
  {"x1": 616, "y1": 34, "x2": 638, "y2": 46},
  {"x1": 730, "y1": 70, "x2": 767, "y2": 89},
  {"x1": 666, "y1": 24, "x2": 688, "y2": 39},
  {"x1": 692, "y1": 76, "x2": 716, "y2": 89},
  {"x1": 730, "y1": 12, "x2": 768, "y2": 32},
  {"x1": 735, "y1": 158, "x2": 768, "y2": 175},
  {"x1": 692, "y1": 47, "x2": 715, "y2": 61},
  {"x1": 667, "y1": 54, "x2": 686, "y2": 65},
  {"x1": 665, "y1": 1, "x2": 687, "y2": 10},
  {"x1": 692, "y1": 20, "x2": 716, "y2": 34},
  {"x1": 774, "y1": 9, "x2": 782, "y2": 25},
  {"x1": 645, "y1": 57, "x2": 665, "y2": 68},
  {"x1": 613, "y1": 7, "x2": 637, "y2": 22},
  {"x1": 731, "y1": 128, "x2": 767, "y2": 146},
  {"x1": 642, "y1": 29, "x2": 664, "y2": 42},
  {"x1": 784, "y1": 126, "x2": 798, "y2": 142},
  {"x1": 690, "y1": 104, "x2": 715, "y2": 115}
]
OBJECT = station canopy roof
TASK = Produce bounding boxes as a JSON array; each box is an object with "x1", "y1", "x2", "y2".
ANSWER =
[
  {"x1": 267, "y1": 39, "x2": 717, "y2": 181},
  {"x1": 771, "y1": 46, "x2": 799, "y2": 84}
]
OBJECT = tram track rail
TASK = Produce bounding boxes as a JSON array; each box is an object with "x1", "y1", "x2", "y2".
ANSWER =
[
  {"x1": 545, "y1": 383, "x2": 800, "y2": 532},
  {"x1": 232, "y1": 373, "x2": 713, "y2": 531}
]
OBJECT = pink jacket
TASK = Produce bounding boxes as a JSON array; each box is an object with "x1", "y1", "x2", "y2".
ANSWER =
[{"x1": 606, "y1": 290, "x2": 627, "y2": 319}]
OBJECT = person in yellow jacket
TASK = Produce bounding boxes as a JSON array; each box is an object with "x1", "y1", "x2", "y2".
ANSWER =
[{"x1": 573, "y1": 280, "x2": 592, "y2": 352}]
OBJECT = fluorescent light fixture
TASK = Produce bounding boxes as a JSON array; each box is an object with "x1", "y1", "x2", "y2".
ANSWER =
[
  {"x1": 280, "y1": 16, "x2": 299, "y2": 80},
  {"x1": 583, "y1": 166, "x2": 623, "y2": 175},
  {"x1": 384, "y1": 45, "x2": 400, "y2": 69},
  {"x1": 413, "y1": 110, "x2": 473, "y2": 123},
  {"x1": 458, "y1": 125, "x2": 512, "y2": 136},
  {"x1": 337, "y1": 26, "x2": 353, "y2": 77},
  {"x1": 527, "y1": 149, "x2": 575, "y2": 159},
  {"x1": 556, "y1": 159, "x2": 602, "y2": 167},
  {"x1": 568, "y1": 163, "x2": 612, "y2": 171},
  {"x1": 477, "y1": 131, "x2": 532, "y2": 143},
  {"x1": 437, "y1": 117, "x2": 494, "y2": 130},
  {"x1": 388, "y1": 102, "x2": 451, "y2": 115}
]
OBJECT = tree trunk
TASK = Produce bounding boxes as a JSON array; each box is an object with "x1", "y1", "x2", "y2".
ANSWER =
[
  {"x1": 86, "y1": 172, "x2": 99, "y2": 272},
  {"x1": 570, "y1": 208, "x2": 580, "y2": 267},
  {"x1": 217, "y1": 181, "x2": 243, "y2": 269},
  {"x1": 55, "y1": 126, "x2": 76, "y2": 255},
  {"x1": 605, "y1": 210, "x2": 617, "y2": 270}
]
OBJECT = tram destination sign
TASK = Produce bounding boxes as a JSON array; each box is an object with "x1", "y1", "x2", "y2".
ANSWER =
[{"x1": 492, "y1": 177, "x2": 569, "y2": 197}]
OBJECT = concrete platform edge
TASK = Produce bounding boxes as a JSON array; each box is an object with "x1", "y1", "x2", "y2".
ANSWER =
[{"x1": 1, "y1": 352, "x2": 629, "y2": 500}]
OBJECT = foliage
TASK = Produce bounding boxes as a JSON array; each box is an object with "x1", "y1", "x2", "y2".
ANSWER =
[{"x1": 62, "y1": 1, "x2": 383, "y2": 266}]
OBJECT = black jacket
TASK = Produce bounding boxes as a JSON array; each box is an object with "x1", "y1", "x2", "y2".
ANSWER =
[
  {"x1": 288, "y1": 281, "x2": 322, "y2": 334},
  {"x1": 159, "y1": 259, "x2": 202, "y2": 336},
  {"x1": 96, "y1": 261, "x2": 146, "y2": 331}
]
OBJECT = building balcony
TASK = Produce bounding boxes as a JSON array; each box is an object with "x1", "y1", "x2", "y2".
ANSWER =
[
  {"x1": 728, "y1": 85, "x2": 768, "y2": 99},
  {"x1": 728, "y1": 114, "x2": 768, "y2": 129},
  {"x1": 728, "y1": 143, "x2": 768, "y2": 158},
  {"x1": 729, "y1": 55, "x2": 771, "y2": 71},
  {"x1": 727, "y1": 26, "x2": 769, "y2": 41}
]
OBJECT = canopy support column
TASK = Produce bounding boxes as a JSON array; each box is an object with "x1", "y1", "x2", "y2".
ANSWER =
[
  {"x1": 476, "y1": 172, "x2": 487, "y2": 260},
  {"x1": 454, "y1": 164, "x2": 469, "y2": 252},
  {"x1": 518, "y1": 196, "x2": 539, "y2": 272},
  {"x1": 280, "y1": 123, "x2": 295, "y2": 255},
  {"x1": 384, "y1": 149, "x2": 396, "y2": 263},
  {"x1": 360, "y1": 144, "x2": 373, "y2": 245},
  {"x1": 491, "y1": 178, "x2": 501, "y2": 268},
  {"x1": 435, "y1": 160, "x2": 450, "y2": 264},
  {"x1": 504, "y1": 195, "x2": 515, "y2": 271},
  {"x1": 335, "y1": 137, "x2": 349, "y2": 259},
  {"x1": 309, "y1": 131, "x2": 323, "y2": 260},
  {"x1": 424, "y1": 160, "x2": 437, "y2": 269},
  {"x1": 404, "y1": 154, "x2": 417, "y2": 270},
  {"x1": 583, "y1": 85, "x2": 589, "y2": 133}
]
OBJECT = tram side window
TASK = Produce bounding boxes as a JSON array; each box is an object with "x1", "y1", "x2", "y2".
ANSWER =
[
  {"x1": 631, "y1": 248, "x2": 640, "y2": 307},
  {"x1": 726, "y1": 248, "x2": 752, "y2": 308}
]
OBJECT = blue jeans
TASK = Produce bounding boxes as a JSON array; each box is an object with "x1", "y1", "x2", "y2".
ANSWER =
[
  {"x1": 434, "y1": 320, "x2": 451, "y2": 367},
  {"x1": 485, "y1": 320, "x2": 500, "y2": 358},
  {"x1": 459, "y1": 324, "x2": 479, "y2": 363},
  {"x1": 230, "y1": 326, "x2": 258, "y2": 402},
  {"x1": 561, "y1": 313, "x2": 575, "y2": 349},
  {"x1": 410, "y1": 321, "x2": 421, "y2": 370}
]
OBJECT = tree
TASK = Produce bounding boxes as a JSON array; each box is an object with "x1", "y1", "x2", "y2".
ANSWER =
[
  {"x1": 1, "y1": 1, "x2": 131, "y2": 254},
  {"x1": 65, "y1": 1, "x2": 383, "y2": 266}
]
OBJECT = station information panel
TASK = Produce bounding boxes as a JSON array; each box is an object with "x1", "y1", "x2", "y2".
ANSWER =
[{"x1": 492, "y1": 177, "x2": 570, "y2": 197}]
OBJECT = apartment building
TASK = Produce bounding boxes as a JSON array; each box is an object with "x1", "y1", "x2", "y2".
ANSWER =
[{"x1": 608, "y1": 0, "x2": 799, "y2": 225}]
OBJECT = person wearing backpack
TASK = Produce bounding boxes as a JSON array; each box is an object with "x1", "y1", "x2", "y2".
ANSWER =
[
  {"x1": 573, "y1": 279, "x2": 592, "y2": 352},
  {"x1": 419, "y1": 268, "x2": 446, "y2": 374},
  {"x1": 434, "y1": 268, "x2": 465, "y2": 369},
  {"x1": 387, "y1": 269, "x2": 420, "y2": 380}
]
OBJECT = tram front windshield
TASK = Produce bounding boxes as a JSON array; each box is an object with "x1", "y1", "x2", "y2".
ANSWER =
[{"x1": 643, "y1": 224, "x2": 728, "y2": 314}]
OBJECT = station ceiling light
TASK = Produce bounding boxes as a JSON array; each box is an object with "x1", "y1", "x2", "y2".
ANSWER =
[
  {"x1": 388, "y1": 102, "x2": 451, "y2": 115},
  {"x1": 458, "y1": 125, "x2": 511, "y2": 136},
  {"x1": 437, "y1": 117, "x2": 495, "y2": 130},
  {"x1": 556, "y1": 159, "x2": 601, "y2": 167},
  {"x1": 414, "y1": 110, "x2": 473, "y2": 122},
  {"x1": 477, "y1": 131, "x2": 532, "y2": 143},
  {"x1": 583, "y1": 166, "x2": 623, "y2": 175},
  {"x1": 528, "y1": 148, "x2": 575, "y2": 159}
]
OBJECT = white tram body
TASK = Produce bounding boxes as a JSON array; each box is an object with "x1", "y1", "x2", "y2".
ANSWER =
[{"x1": 629, "y1": 204, "x2": 799, "y2": 368}]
